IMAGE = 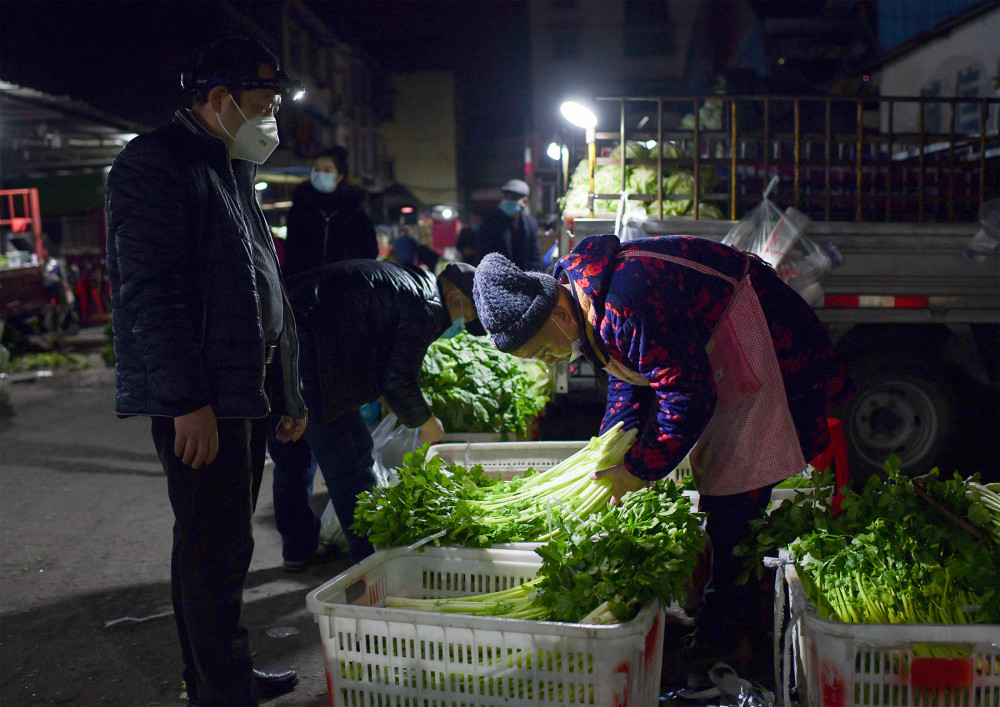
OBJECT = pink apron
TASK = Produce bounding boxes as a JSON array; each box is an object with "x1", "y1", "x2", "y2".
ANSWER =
[{"x1": 602, "y1": 250, "x2": 806, "y2": 495}]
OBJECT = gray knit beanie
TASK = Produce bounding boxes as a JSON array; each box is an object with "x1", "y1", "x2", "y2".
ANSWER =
[{"x1": 472, "y1": 252, "x2": 561, "y2": 353}]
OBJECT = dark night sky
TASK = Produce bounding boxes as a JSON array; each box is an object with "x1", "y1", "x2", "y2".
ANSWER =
[{"x1": 0, "y1": 0, "x2": 529, "y2": 136}]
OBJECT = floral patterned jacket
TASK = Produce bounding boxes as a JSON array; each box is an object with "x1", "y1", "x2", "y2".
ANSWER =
[{"x1": 553, "y1": 234, "x2": 853, "y2": 481}]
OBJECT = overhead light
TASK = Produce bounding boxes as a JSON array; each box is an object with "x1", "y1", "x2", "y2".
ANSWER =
[
  {"x1": 637, "y1": 115, "x2": 650, "y2": 130},
  {"x1": 439, "y1": 207, "x2": 454, "y2": 219},
  {"x1": 644, "y1": 140, "x2": 657, "y2": 149},
  {"x1": 254, "y1": 181, "x2": 268, "y2": 191},
  {"x1": 546, "y1": 142, "x2": 562, "y2": 161},
  {"x1": 292, "y1": 88, "x2": 305, "y2": 101},
  {"x1": 401, "y1": 206, "x2": 414, "y2": 214},
  {"x1": 559, "y1": 101, "x2": 598, "y2": 130}
]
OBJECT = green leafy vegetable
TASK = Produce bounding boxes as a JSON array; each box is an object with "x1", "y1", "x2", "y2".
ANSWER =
[
  {"x1": 353, "y1": 423, "x2": 638, "y2": 549},
  {"x1": 385, "y1": 484, "x2": 705, "y2": 624},
  {"x1": 419, "y1": 331, "x2": 551, "y2": 438},
  {"x1": 738, "y1": 457, "x2": 1000, "y2": 626}
]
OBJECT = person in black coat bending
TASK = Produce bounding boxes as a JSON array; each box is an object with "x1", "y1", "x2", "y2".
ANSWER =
[
  {"x1": 283, "y1": 260, "x2": 484, "y2": 564},
  {"x1": 282, "y1": 146, "x2": 378, "y2": 278},
  {"x1": 268, "y1": 146, "x2": 378, "y2": 573},
  {"x1": 475, "y1": 178, "x2": 544, "y2": 272}
]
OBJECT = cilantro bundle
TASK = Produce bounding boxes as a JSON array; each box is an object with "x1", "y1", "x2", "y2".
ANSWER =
[
  {"x1": 419, "y1": 331, "x2": 551, "y2": 439},
  {"x1": 353, "y1": 423, "x2": 638, "y2": 549},
  {"x1": 385, "y1": 485, "x2": 705, "y2": 624}
]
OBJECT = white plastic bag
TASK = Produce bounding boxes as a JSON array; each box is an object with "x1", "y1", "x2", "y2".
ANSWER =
[
  {"x1": 319, "y1": 411, "x2": 417, "y2": 549},
  {"x1": 965, "y1": 198, "x2": 999, "y2": 262},
  {"x1": 614, "y1": 192, "x2": 648, "y2": 243},
  {"x1": 319, "y1": 501, "x2": 349, "y2": 552},
  {"x1": 723, "y1": 182, "x2": 810, "y2": 268},
  {"x1": 721, "y1": 177, "x2": 787, "y2": 265}
]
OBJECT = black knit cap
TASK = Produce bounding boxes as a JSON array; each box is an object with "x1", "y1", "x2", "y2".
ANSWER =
[{"x1": 472, "y1": 252, "x2": 560, "y2": 353}]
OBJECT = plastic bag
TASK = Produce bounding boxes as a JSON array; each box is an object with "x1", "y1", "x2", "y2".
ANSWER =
[
  {"x1": 722, "y1": 177, "x2": 811, "y2": 268},
  {"x1": 721, "y1": 177, "x2": 787, "y2": 265},
  {"x1": 319, "y1": 501, "x2": 349, "y2": 553},
  {"x1": 318, "y1": 411, "x2": 417, "y2": 549},
  {"x1": 371, "y1": 412, "x2": 420, "y2": 487},
  {"x1": 965, "y1": 198, "x2": 999, "y2": 262},
  {"x1": 614, "y1": 192, "x2": 648, "y2": 243},
  {"x1": 722, "y1": 177, "x2": 841, "y2": 304}
]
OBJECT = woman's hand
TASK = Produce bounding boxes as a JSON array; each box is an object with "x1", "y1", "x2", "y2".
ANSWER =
[
  {"x1": 417, "y1": 415, "x2": 445, "y2": 445},
  {"x1": 590, "y1": 463, "x2": 646, "y2": 506}
]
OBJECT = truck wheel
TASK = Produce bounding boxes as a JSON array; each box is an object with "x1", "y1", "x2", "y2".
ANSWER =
[{"x1": 837, "y1": 355, "x2": 955, "y2": 479}]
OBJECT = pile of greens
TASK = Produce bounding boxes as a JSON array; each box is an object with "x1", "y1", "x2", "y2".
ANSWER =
[
  {"x1": 736, "y1": 458, "x2": 1000, "y2": 627},
  {"x1": 8, "y1": 350, "x2": 89, "y2": 373},
  {"x1": 419, "y1": 331, "x2": 551, "y2": 439},
  {"x1": 386, "y1": 484, "x2": 705, "y2": 625},
  {"x1": 559, "y1": 140, "x2": 724, "y2": 218},
  {"x1": 353, "y1": 423, "x2": 638, "y2": 549}
]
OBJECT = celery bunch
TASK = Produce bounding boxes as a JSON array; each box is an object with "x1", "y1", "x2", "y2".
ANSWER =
[
  {"x1": 385, "y1": 484, "x2": 705, "y2": 625},
  {"x1": 353, "y1": 423, "x2": 638, "y2": 548}
]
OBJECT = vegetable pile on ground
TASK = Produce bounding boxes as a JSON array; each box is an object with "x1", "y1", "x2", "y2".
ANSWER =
[
  {"x1": 8, "y1": 350, "x2": 89, "y2": 373},
  {"x1": 419, "y1": 331, "x2": 551, "y2": 439},
  {"x1": 736, "y1": 458, "x2": 1000, "y2": 627},
  {"x1": 385, "y1": 484, "x2": 705, "y2": 625},
  {"x1": 559, "y1": 140, "x2": 724, "y2": 218},
  {"x1": 354, "y1": 423, "x2": 639, "y2": 548}
]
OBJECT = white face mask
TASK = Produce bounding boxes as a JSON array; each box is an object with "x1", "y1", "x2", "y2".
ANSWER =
[
  {"x1": 553, "y1": 319, "x2": 583, "y2": 363},
  {"x1": 217, "y1": 95, "x2": 279, "y2": 164}
]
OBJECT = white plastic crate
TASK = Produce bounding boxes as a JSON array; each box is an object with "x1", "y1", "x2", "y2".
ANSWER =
[
  {"x1": 306, "y1": 544, "x2": 665, "y2": 706},
  {"x1": 778, "y1": 561, "x2": 1000, "y2": 707},
  {"x1": 427, "y1": 439, "x2": 693, "y2": 483}
]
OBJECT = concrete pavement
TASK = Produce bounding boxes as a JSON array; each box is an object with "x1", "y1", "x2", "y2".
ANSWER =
[{"x1": 0, "y1": 356, "x2": 344, "y2": 706}]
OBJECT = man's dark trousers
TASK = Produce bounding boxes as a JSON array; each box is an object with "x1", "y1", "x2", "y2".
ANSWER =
[{"x1": 152, "y1": 415, "x2": 268, "y2": 706}]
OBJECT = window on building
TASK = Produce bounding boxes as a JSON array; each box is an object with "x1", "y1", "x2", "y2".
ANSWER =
[
  {"x1": 550, "y1": 25, "x2": 581, "y2": 60},
  {"x1": 623, "y1": 0, "x2": 673, "y2": 57}
]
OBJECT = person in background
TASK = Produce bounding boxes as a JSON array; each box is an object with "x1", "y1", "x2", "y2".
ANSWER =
[
  {"x1": 472, "y1": 234, "x2": 853, "y2": 681},
  {"x1": 281, "y1": 146, "x2": 377, "y2": 279},
  {"x1": 393, "y1": 227, "x2": 440, "y2": 270},
  {"x1": 269, "y1": 147, "x2": 378, "y2": 572},
  {"x1": 455, "y1": 213, "x2": 482, "y2": 264},
  {"x1": 281, "y1": 260, "x2": 485, "y2": 564},
  {"x1": 106, "y1": 36, "x2": 306, "y2": 704},
  {"x1": 475, "y1": 179, "x2": 544, "y2": 272}
]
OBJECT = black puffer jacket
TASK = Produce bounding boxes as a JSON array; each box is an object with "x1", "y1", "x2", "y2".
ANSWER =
[
  {"x1": 282, "y1": 181, "x2": 378, "y2": 278},
  {"x1": 106, "y1": 109, "x2": 306, "y2": 420},
  {"x1": 286, "y1": 260, "x2": 450, "y2": 426}
]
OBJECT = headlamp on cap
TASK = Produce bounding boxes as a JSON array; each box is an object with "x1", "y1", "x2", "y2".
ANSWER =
[{"x1": 180, "y1": 71, "x2": 306, "y2": 101}]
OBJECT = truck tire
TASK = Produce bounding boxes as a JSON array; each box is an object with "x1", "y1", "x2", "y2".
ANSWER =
[{"x1": 837, "y1": 355, "x2": 955, "y2": 480}]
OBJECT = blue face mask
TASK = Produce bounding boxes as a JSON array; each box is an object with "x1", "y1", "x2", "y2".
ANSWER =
[
  {"x1": 499, "y1": 199, "x2": 522, "y2": 217},
  {"x1": 440, "y1": 315, "x2": 464, "y2": 339},
  {"x1": 311, "y1": 169, "x2": 338, "y2": 193}
]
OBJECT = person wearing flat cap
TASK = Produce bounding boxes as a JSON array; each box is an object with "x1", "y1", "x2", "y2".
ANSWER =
[
  {"x1": 472, "y1": 234, "x2": 853, "y2": 679},
  {"x1": 475, "y1": 178, "x2": 544, "y2": 271},
  {"x1": 280, "y1": 259, "x2": 484, "y2": 566}
]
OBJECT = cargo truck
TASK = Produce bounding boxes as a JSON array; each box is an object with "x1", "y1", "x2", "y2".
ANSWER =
[{"x1": 561, "y1": 93, "x2": 999, "y2": 478}]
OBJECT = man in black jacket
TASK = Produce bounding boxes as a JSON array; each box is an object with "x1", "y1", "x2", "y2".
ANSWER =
[
  {"x1": 283, "y1": 260, "x2": 483, "y2": 563},
  {"x1": 106, "y1": 37, "x2": 305, "y2": 705},
  {"x1": 475, "y1": 178, "x2": 544, "y2": 271}
]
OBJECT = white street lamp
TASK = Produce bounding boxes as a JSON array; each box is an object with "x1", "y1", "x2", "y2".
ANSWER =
[{"x1": 560, "y1": 101, "x2": 599, "y2": 216}]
